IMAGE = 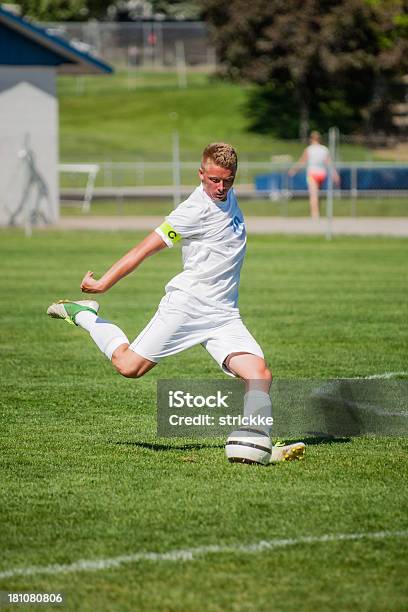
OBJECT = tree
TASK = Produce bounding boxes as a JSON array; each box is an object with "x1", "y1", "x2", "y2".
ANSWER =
[
  {"x1": 201, "y1": 0, "x2": 408, "y2": 139},
  {"x1": 15, "y1": 0, "x2": 200, "y2": 21},
  {"x1": 111, "y1": 0, "x2": 200, "y2": 20},
  {"x1": 14, "y1": 0, "x2": 113, "y2": 21},
  {"x1": 150, "y1": 0, "x2": 200, "y2": 19}
]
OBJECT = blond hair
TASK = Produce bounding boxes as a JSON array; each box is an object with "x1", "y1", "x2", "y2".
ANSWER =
[
  {"x1": 310, "y1": 131, "x2": 321, "y2": 142},
  {"x1": 202, "y1": 143, "x2": 238, "y2": 170}
]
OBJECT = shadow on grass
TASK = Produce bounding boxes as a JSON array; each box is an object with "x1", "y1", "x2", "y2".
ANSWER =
[
  {"x1": 296, "y1": 435, "x2": 351, "y2": 445},
  {"x1": 115, "y1": 441, "x2": 224, "y2": 451},
  {"x1": 115, "y1": 437, "x2": 350, "y2": 451}
]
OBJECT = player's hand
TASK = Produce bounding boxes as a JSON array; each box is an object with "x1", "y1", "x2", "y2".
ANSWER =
[{"x1": 81, "y1": 271, "x2": 106, "y2": 293}]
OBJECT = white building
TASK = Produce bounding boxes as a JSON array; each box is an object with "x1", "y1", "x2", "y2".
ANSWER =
[{"x1": 0, "y1": 6, "x2": 112, "y2": 228}]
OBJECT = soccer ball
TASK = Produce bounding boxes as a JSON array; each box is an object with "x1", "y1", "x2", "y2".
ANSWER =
[{"x1": 225, "y1": 429, "x2": 272, "y2": 465}]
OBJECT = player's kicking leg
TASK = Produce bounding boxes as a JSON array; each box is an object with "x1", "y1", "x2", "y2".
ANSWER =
[
  {"x1": 46, "y1": 299, "x2": 156, "y2": 378},
  {"x1": 225, "y1": 352, "x2": 305, "y2": 464}
]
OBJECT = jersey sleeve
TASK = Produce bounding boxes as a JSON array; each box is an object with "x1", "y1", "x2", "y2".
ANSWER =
[{"x1": 155, "y1": 199, "x2": 203, "y2": 248}]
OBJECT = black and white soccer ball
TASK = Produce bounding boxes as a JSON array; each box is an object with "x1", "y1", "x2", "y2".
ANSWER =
[{"x1": 225, "y1": 428, "x2": 272, "y2": 465}]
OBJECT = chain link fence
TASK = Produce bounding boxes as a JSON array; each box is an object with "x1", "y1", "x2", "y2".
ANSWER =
[{"x1": 44, "y1": 21, "x2": 216, "y2": 68}]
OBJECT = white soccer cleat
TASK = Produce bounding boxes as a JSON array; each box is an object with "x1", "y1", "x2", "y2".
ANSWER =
[
  {"x1": 269, "y1": 442, "x2": 306, "y2": 464},
  {"x1": 46, "y1": 299, "x2": 99, "y2": 326}
]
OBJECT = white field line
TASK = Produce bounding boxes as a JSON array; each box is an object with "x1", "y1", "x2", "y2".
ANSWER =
[
  {"x1": 312, "y1": 377, "x2": 408, "y2": 417},
  {"x1": 312, "y1": 388, "x2": 408, "y2": 417},
  {"x1": 364, "y1": 372, "x2": 408, "y2": 379},
  {"x1": 0, "y1": 530, "x2": 407, "y2": 580},
  {"x1": 314, "y1": 397, "x2": 408, "y2": 418}
]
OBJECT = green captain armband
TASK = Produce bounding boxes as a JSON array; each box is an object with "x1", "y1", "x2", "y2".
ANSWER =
[{"x1": 157, "y1": 221, "x2": 181, "y2": 247}]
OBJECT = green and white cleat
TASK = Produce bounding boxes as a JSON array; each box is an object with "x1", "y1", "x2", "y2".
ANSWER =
[
  {"x1": 46, "y1": 299, "x2": 99, "y2": 326},
  {"x1": 269, "y1": 442, "x2": 305, "y2": 464}
]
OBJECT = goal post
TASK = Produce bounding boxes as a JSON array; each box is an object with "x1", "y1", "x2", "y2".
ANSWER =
[
  {"x1": 58, "y1": 163, "x2": 100, "y2": 213},
  {"x1": 326, "y1": 126, "x2": 339, "y2": 240}
]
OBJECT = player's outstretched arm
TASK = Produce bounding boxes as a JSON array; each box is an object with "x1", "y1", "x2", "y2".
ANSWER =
[
  {"x1": 80, "y1": 231, "x2": 167, "y2": 294},
  {"x1": 288, "y1": 149, "x2": 307, "y2": 176}
]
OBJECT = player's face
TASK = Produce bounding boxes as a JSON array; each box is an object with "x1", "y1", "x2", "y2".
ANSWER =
[{"x1": 199, "y1": 162, "x2": 236, "y2": 202}]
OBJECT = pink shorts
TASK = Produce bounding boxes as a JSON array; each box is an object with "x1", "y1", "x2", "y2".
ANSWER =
[{"x1": 307, "y1": 170, "x2": 326, "y2": 186}]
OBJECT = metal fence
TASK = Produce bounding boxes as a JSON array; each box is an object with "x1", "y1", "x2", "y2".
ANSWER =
[
  {"x1": 58, "y1": 161, "x2": 408, "y2": 222},
  {"x1": 44, "y1": 21, "x2": 216, "y2": 68},
  {"x1": 59, "y1": 161, "x2": 408, "y2": 194},
  {"x1": 254, "y1": 162, "x2": 408, "y2": 198},
  {"x1": 61, "y1": 161, "x2": 256, "y2": 190}
]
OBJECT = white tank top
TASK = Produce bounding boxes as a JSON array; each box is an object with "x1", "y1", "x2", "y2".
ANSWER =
[{"x1": 307, "y1": 144, "x2": 329, "y2": 172}]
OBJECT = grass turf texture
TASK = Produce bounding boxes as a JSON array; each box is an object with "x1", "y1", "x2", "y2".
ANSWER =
[
  {"x1": 1, "y1": 230, "x2": 407, "y2": 611},
  {"x1": 58, "y1": 70, "x2": 375, "y2": 163}
]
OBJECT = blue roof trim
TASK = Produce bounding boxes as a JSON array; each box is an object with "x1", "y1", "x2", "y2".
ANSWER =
[
  {"x1": 0, "y1": 6, "x2": 113, "y2": 73},
  {"x1": 0, "y1": 24, "x2": 75, "y2": 66}
]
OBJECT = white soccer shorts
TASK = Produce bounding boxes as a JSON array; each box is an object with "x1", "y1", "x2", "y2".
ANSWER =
[{"x1": 129, "y1": 289, "x2": 264, "y2": 376}]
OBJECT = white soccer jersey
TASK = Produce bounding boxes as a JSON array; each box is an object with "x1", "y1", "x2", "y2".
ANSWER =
[
  {"x1": 306, "y1": 143, "x2": 329, "y2": 172},
  {"x1": 155, "y1": 185, "x2": 246, "y2": 311}
]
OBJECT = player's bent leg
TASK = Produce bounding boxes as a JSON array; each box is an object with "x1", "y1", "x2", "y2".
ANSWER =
[
  {"x1": 111, "y1": 345, "x2": 157, "y2": 379},
  {"x1": 225, "y1": 352, "x2": 272, "y2": 390},
  {"x1": 225, "y1": 352, "x2": 305, "y2": 463},
  {"x1": 225, "y1": 352, "x2": 273, "y2": 434}
]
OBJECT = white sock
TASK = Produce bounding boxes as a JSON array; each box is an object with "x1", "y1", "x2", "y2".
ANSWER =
[
  {"x1": 75, "y1": 310, "x2": 98, "y2": 331},
  {"x1": 75, "y1": 311, "x2": 129, "y2": 360},
  {"x1": 244, "y1": 390, "x2": 273, "y2": 435}
]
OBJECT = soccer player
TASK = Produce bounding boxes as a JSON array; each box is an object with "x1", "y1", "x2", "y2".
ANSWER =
[
  {"x1": 47, "y1": 143, "x2": 305, "y2": 464},
  {"x1": 289, "y1": 131, "x2": 340, "y2": 219}
]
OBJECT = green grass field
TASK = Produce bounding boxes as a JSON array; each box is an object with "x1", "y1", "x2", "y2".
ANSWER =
[
  {"x1": 57, "y1": 69, "x2": 408, "y2": 221},
  {"x1": 1, "y1": 230, "x2": 407, "y2": 611},
  {"x1": 58, "y1": 70, "x2": 375, "y2": 163}
]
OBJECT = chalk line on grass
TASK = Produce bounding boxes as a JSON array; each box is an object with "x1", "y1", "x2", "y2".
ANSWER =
[
  {"x1": 364, "y1": 372, "x2": 408, "y2": 380},
  {"x1": 0, "y1": 530, "x2": 407, "y2": 580}
]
